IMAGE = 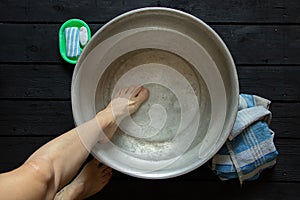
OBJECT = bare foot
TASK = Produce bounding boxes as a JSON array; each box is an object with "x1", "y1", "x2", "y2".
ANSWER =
[
  {"x1": 54, "y1": 159, "x2": 112, "y2": 200},
  {"x1": 108, "y1": 85, "x2": 149, "y2": 119},
  {"x1": 96, "y1": 86, "x2": 149, "y2": 141}
]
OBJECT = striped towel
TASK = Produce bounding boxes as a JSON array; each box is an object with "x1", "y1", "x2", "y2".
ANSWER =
[
  {"x1": 65, "y1": 27, "x2": 81, "y2": 58},
  {"x1": 210, "y1": 94, "x2": 279, "y2": 185}
]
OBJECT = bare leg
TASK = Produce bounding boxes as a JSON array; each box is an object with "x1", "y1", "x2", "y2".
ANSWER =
[
  {"x1": 0, "y1": 86, "x2": 149, "y2": 200},
  {"x1": 54, "y1": 86, "x2": 149, "y2": 199}
]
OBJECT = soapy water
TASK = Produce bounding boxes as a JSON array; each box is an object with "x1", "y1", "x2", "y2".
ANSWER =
[
  {"x1": 101, "y1": 63, "x2": 200, "y2": 169},
  {"x1": 90, "y1": 47, "x2": 220, "y2": 174}
]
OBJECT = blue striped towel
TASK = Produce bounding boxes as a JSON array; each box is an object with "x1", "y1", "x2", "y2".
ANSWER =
[
  {"x1": 210, "y1": 94, "x2": 279, "y2": 185},
  {"x1": 65, "y1": 27, "x2": 81, "y2": 58}
]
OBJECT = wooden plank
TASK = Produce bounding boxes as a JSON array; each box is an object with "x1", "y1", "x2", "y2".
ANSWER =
[
  {"x1": 0, "y1": 100, "x2": 75, "y2": 136},
  {"x1": 1, "y1": 65, "x2": 299, "y2": 101},
  {"x1": 0, "y1": 64, "x2": 72, "y2": 99},
  {"x1": 91, "y1": 181, "x2": 300, "y2": 200},
  {"x1": 0, "y1": 1, "x2": 298, "y2": 199},
  {"x1": 0, "y1": 136, "x2": 298, "y2": 198},
  {"x1": 211, "y1": 25, "x2": 300, "y2": 65},
  {"x1": 0, "y1": 24, "x2": 103, "y2": 63},
  {"x1": 0, "y1": 137, "x2": 298, "y2": 183},
  {"x1": 0, "y1": 136, "x2": 54, "y2": 173},
  {"x1": 0, "y1": 100, "x2": 299, "y2": 138},
  {"x1": 0, "y1": 0, "x2": 299, "y2": 23},
  {"x1": 237, "y1": 66, "x2": 300, "y2": 101},
  {"x1": 269, "y1": 103, "x2": 300, "y2": 139},
  {"x1": 0, "y1": 24, "x2": 67, "y2": 63},
  {"x1": 0, "y1": 24, "x2": 299, "y2": 64}
]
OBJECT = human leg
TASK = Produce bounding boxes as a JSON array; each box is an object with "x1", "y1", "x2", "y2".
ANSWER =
[{"x1": 0, "y1": 86, "x2": 149, "y2": 200}]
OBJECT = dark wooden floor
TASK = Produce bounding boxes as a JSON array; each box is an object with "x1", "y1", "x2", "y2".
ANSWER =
[{"x1": 0, "y1": 0, "x2": 299, "y2": 199}]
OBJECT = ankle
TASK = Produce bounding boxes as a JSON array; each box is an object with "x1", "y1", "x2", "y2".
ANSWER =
[
  {"x1": 96, "y1": 108, "x2": 116, "y2": 127},
  {"x1": 72, "y1": 182, "x2": 85, "y2": 200}
]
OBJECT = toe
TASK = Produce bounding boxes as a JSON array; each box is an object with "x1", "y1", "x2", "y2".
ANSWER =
[
  {"x1": 121, "y1": 87, "x2": 130, "y2": 95},
  {"x1": 131, "y1": 86, "x2": 143, "y2": 97},
  {"x1": 104, "y1": 168, "x2": 112, "y2": 175},
  {"x1": 127, "y1": 86, "x2": 139, "y2": 95},
  {"x1": 101, "y1": 172, "x2": 112, "y2": 183},
  {"x1": 99, "y1": 165, "x2": 111, "y2": 173},
  {"x1": 134, "y1": 87, "x2": 149, "y2": 103},
  {"x1": 91, "y1": 158, "x2": 101, "y2": 165},
  {"x1": 115, "y1": 89, "x2": 122, "y2": 97}
]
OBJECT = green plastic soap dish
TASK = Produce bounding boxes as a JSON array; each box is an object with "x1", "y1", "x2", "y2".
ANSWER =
[{"x1": 59, "y1": 19, "x2": 91, "y2": 64}]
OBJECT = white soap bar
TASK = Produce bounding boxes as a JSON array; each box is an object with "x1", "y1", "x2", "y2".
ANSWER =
[{"x1": 79, "y1": 26, "x2": 88, "y2": 46}]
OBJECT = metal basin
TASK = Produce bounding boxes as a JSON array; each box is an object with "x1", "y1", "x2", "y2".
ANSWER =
[{"x1": 71, "y1": 7, "x2": 239, "y2": 179}]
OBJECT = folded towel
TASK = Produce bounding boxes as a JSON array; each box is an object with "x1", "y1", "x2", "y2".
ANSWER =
[
  {"x1": 210, "y1": 94, "x2": 279, "y2": 185},
  {"x1": 65, "y1": 27, "x2": 81, "y2": 58}
]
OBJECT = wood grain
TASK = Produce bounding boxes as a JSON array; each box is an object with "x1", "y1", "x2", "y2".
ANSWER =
[
  {"x1": 0, "y1": 100, "x2": 299, "y2": 138},
  {"x1": 91, "y1": 181, "x2": 300, "y2": 200},
  {"x1": 0, "y1": 24, "x2": 299, "y2": 64},
  {"x1": 0, "y1": 1, "x2": 299, "y2": 199},
  {"x1": 1, "y1": 65, "x2": 299, "y2": 101},
  {"x1": 0, "y1": 0, "x2": 299, "y2": 23},
  {"x1": 0, "y1": 137, "x2": 298, "y2": 183}
]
